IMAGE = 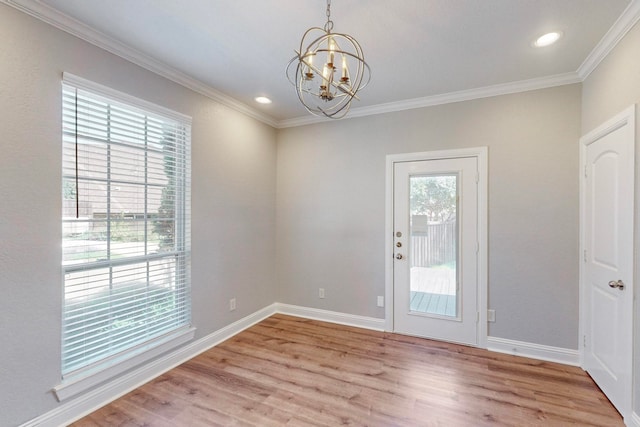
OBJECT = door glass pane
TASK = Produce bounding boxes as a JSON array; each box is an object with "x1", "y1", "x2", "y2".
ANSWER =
[{"x1": 409, "y1": 174, "x2": 458, "y2": 317}]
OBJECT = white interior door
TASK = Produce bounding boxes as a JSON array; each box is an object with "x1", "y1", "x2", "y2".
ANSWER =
[
  {"x1": 581, "y1": 106, "x2": 635, "y2": 419},
  {"x1": 393, "y1": 157, "x2": 479, "y2": 345}
]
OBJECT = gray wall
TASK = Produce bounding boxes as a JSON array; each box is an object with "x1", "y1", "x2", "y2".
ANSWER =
[
  {"x1": 0, "y1": 4, "x2": 277, "y2": 426},
  {"x1": 277, "y1": 84, "x2": 581, "y2": 348},
  {"x1": 581, "y1": 19, "x2": 640, "y2": 417},
  {"x1": 6, "y1": 1, "x2": 638, "y2": 424}
]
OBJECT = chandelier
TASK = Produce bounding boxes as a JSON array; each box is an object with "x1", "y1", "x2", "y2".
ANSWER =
[{"x1": 286, "y1": 0, "x2": 371, "y2": 119}]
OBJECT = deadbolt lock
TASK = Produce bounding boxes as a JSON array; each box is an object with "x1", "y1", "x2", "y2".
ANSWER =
[{"x1": 396, "y1": 242, "x2": 402, "y2": 248}]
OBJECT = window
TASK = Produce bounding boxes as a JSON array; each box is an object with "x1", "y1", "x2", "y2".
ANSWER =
[{"x1": 58, "y1": 74, "x2": 192, "y2": 398}]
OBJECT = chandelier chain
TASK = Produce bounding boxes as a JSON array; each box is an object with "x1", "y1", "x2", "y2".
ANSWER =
[{"x1": 324, "y1": 0, "x2": 334, "y2": 32}]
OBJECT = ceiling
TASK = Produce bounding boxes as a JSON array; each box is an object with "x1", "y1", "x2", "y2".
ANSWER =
[{"x1": 6, "y1": 0, "x2": 639, "y2": 127}]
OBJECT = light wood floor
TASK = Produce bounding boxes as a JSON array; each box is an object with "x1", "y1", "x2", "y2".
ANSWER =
[{"x1": 72, "y1": 314, "x2": 624, "y2": 426}]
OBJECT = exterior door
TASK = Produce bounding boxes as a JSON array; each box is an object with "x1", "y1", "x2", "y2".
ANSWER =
[
  {"x1": 581, "y1": 106, "x2": 635, "y2": 419},
  {"x1": 393, "y1": 157, "x2": 479, "y2": 345}
]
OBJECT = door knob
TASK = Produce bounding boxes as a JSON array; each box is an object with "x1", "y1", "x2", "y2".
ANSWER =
[
  {"x1": 608, "y1": 280, "x2": 625, "y2": 290},
  {"x1": 395, "y1": 253, "x2": 403, "y2": 260}
]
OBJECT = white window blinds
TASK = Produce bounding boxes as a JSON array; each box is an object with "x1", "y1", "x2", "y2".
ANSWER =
[{"x1": 61, "y1": 75, "x2": 192, "y2": 378}]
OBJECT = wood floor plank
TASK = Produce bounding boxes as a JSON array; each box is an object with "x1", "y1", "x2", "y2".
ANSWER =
[{"x1": 71, "y1": 314, "x2": 624, "y2": 426}]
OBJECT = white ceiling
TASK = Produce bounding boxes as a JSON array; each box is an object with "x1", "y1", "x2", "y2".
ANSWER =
[{"x1": 6, "y1": 0, "x2": 639, "y2": 127}]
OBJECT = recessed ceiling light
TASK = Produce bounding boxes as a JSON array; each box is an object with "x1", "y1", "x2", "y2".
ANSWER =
[
  {"x1": 254, "y1": 96, "x2": 272, "y2": 104},
  {"x1": 533, "y1": 32, "x2": 562, "y2": 48}
]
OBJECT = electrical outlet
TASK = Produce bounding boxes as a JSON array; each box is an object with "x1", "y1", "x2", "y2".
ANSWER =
[
  {"x1": 377, "y1": 296, "x2": 384, "y2": 307},
  {"x1": 487, "y1": 309, "x2": 496, "y2": 322},
  {"x1": 319, "y1": 288, "x2": 325, "y2": 299},
  {"x1": 229, "y1": 298, "x2": 236, "y2": 311}
]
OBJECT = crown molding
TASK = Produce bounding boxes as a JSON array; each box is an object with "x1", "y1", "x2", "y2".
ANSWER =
[
  {"x1": 577, "y1": 0, "x2": 640, "y2": 79},
  {"x1": 2, "y1": 0, "x2": 279, "y2": 128},
  {"x1": 276, "y1": 113, "x2": 333, "y2": 128},
  {"x1": 277, "y1": 72, "x2": 581, "y2": 128},
  {"x1": 278, "y1": 0, "x2": 640, "y2": 131},
  {"x1": 4, "y1": 0, "x2": 638, "y2": 129}
]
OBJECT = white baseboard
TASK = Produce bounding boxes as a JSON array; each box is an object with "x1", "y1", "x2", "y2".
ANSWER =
[
  {"x1": 22, "y1": 304, "x2": 585, "y2": 426},
  {"x1": 21, "y1": 304, "x2": 278, "y2": 427},
  {"x1": 487, "y1": 336, "x2": 580, "y2": 366},
  {"x1": 629, "y1": 411, "x2": 640, "y2": 427},
  {"x1": 275, "y1": 303, "x2": 386, "y2": 331}
]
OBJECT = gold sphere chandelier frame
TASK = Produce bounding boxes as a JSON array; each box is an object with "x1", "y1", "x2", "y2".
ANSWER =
[{"x1": 286, "y1": 0, "x2": 371, "y2": 119}]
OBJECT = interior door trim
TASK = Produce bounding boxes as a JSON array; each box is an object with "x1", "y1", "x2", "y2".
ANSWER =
[{"x1": 385, "y1": 147, "x2": 488, "y2": 348}]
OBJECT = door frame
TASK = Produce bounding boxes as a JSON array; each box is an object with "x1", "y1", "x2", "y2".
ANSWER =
[
  {"x1": 578, "y1": 105, "x2": 635, "y2": 419},
  {"x1": 385, "y1": 147, "x2": 488, "y2": 348}
]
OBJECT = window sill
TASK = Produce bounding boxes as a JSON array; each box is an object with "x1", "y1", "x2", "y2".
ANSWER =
[{"x1": 53, "y1": 326, "x2": 196, "y2": 402}]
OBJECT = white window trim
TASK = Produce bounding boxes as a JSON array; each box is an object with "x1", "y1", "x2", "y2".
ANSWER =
[
  {"x1": 56, "y1": 73, "x2": 194, "y2": 401},
  {"x1": 62, "y1": 73, "x2": 192, "y2": 125},
  {"x1": 53, "y1": 326, "x2": 195, "y2": 402}
]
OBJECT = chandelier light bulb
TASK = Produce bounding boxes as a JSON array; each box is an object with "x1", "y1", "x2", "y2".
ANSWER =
[{"x1": 286, "y1": 0, "x2": 370, "y2": 119}]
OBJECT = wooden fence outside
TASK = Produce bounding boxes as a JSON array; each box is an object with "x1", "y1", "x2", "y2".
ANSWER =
[{"x1": 411, "y1": 221, "x2": 456, "y2": 268}]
